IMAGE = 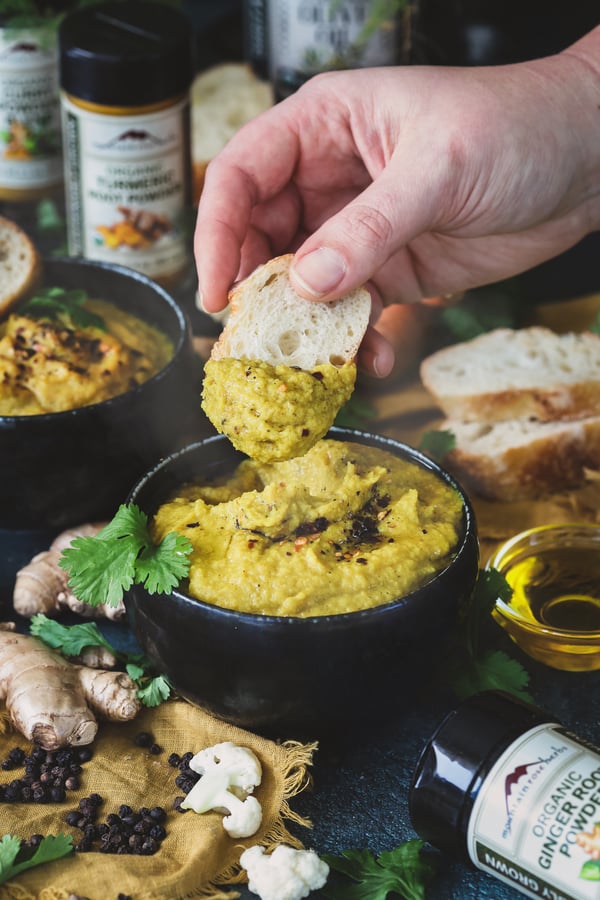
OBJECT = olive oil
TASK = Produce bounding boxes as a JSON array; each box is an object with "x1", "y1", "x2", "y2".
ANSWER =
[
  {"x1": 504, "y1": 546, "x2": 600, "y2": 633},
  {"x1": 489, "y1": 524, "x2": 600, "y2": 671}
]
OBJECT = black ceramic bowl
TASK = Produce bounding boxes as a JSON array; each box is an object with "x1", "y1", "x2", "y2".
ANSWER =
[
  {"x1": 125, "y1": 428, "x2": 479, "y2": 738},
  {"x1": 0, "y1": 257, "x2": 211, "y2": 532}
]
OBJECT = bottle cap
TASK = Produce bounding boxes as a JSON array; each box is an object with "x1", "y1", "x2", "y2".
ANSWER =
[
  {"x1": 59, "y1": 1, "x2": 194, "y2": 107},
  {"x1": 409, "y1": 691, "x2": 551, "y2": 859}
]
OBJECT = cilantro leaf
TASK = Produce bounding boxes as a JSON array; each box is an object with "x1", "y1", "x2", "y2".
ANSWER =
[
  {"x1": 135, "y1": 531, "x2": 194, "y2": 595},
  {"x1": 418, "y1": 430, "x2": 455, "y2": 462},
  {"x1": 323, "y1": 840, "x2": 437, "y2": 900},
  {"x1": 335, "y1": 394, "x2": 377, "y2": 428},
  {"x1": 134, "y1": 673, "x2": 172, "y2": 707},
  {"x1": 451, "y1": 649, "x2": 533, "y2": 702},
  {"x1": 464, "y1": 568, "x2": 513, "y2": 657},
  {"x1": 30, "y1": 615, "x2": 173, "y2": 709},
  {"x1": 20, "y1": 286, "x2": 106, "y2": 331},
  {"x1": 448, "y1": 568, "x2": 532, "y2": 702},
  {"x1": 0, "y1": 834, "x2": 73, "y2": 885},
  {"x1": 59, "y1": 531, "x2": 138, "y2": 608},
  {"x1": 29, "y1": 615, "x2": 114, "y2": 657},
  {"x1": 590, "y1": 312, "x2": 600, "y2": 336},
  {"x1": 59, "y1": 504, "x2": 192, "y2": 608}
]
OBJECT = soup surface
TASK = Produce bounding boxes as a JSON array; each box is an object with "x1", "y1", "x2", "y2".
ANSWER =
[
  {"x1": 152, "y1": 438, "x2": 464, "y2": 617},
  {"x1": 0, "y1": 296, "x2": 173, "y2": 415}
]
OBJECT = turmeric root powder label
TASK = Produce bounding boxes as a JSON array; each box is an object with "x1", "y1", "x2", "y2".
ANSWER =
[
  {"x1": 0, "y1": 28, "x2": 63, "y2": 192},
  {"x1": 467, "y1": 724, "x2": 600, "y2": 899},
  {"x1": 61, "y1": 94, "x2": 190, "y2": 282}
]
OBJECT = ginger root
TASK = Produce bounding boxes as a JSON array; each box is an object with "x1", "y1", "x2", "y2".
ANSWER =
[
  {"x1": 0, "y1": 630, "x2": 141, "y2": 750},
  {"x1": 13, "y1": 523, "x2": 126, "y2": 621}
]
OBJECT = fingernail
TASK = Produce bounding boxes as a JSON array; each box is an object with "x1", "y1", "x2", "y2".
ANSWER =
[{"x1": 291, "y1": 247, "x2": 347, "y2": 298}]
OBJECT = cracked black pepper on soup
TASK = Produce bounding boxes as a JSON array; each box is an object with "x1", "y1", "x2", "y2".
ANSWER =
[
  {"x1": 151, "y1": 438, "x2": 464, "y2": 617},
  {"x1": 0, "y1": 297, "x2": 173, "y2": 415}
]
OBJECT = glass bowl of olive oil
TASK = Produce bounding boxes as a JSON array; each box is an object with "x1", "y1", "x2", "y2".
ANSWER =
[{"x1": 488, "y1": 523, "x2": 600, "y2": 671}]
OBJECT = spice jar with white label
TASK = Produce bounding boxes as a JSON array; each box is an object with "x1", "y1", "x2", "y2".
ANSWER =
[
  {"x1": 0, "y1": 9, "x2": 63, "y2": 203},
  {"x1": 58, "y1": 1, "x2": 194, "y2": 288},
  {"x1": 410, "y1": 690, "x2": 600, "y2": 900}
]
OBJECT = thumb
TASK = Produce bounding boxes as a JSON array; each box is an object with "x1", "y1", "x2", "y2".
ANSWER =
[{"x1": 289, "y1": 168, "x2": 430, "y2": 300}]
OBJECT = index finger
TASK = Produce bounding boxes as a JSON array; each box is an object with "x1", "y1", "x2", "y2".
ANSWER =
[{"x1": 194, "y1": 108, "x2": 300, "y2": 312}]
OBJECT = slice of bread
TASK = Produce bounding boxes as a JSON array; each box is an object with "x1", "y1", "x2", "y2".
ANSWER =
[
  {"x1": 420, "y1": 327, "x2": 600, "y2": 423},
  {"x1": 211, "y1": 254, "x2": 371, "y2": 368},
  {"x1": 191, "y1": 63, "x2": 273, "y2": 204},
  {"x1": 0, "y1": 216, "x2": 41, "y2": 316},
  {"x1": 441, "y1": 416, "x2": 600, "y2": 501}
]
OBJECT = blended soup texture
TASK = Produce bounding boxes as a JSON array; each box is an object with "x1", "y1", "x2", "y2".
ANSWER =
[
  {"x1": 152, "y1": 439, "x2": 464, "y2": 617},
  {"x1": 0, "y1": 298, "x2": 173, "y2": 415},
  {"x1": 201, "y1": 357, "x2": 356, "y2": 462}
]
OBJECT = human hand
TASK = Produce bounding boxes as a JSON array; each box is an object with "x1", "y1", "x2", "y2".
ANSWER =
[{"x1": 194, "y1": 27, "x2": 600, "y2": 376}]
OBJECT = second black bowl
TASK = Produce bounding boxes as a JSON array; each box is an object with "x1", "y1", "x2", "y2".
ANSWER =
[{"x1": 0, "y1": 257, "x2": 211, "y2": 531}]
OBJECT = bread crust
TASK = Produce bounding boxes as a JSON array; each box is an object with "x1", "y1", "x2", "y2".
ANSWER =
[
  {"x1": 443, "y1": 417, "x2": 600, "y2": 501},
  {"x1": 421, "y1": 327, "x2": 600, "y2": 423}
]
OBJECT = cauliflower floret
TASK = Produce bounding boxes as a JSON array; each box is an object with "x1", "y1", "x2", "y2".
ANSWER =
[
  {"x1": 181, "y1": 741, "x2": 263, "y2": 838},
  {"x1": 240, "y1": 844, "x2": 329, "y2": 900}
]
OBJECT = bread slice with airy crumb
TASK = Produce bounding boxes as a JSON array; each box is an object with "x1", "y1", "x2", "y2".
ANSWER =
[
  {"x1": 0, "y1": 216, "x2": 41, "y2": 316},
  {"x1": 203, "y1": 254, "x2": 371, "y2": 462},
  {"x1": 420, "y1": 327, "x2": 600, "y2": 423},
  {"x1": 211, "y1": 254, "x2": 371, "y2": 368},
  {"x1": 440, "y1": 415, "x2": 600, "y2": 501}
]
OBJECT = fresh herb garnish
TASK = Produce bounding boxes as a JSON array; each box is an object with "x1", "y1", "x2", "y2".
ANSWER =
[
  {"x1": 590, "y1": 312, "x2": 600, "y2": 336},
  {"x1": 335, "y1": 394, "x2": 377, "y2": 428},
  {"x1": 58, "y1": 503, "x2": 193, "y2": 608},
  {"x1": 36, "y1": 197, "x2": 65, "y2": 234},
  {"x1": 418, "y1": 429, "x2": 455, "y2": 462},
  {"x1": 29, "y1": 614, "x2": 173, "y2": 708},
  {"x1": 440, "y1": 281, "x2": 520, "y2": 342},
  {"x1": 20, "y1": 286, "x2": 106, "y2": 331},
  {"x1": 449, "y1": 568, "x2": 532, "y2": 701},
  {"x1": 0, "y1": 834, "x2": 73, "y2": 886},
  {"x1": 322, "y1": 840, "x2": 438, "y2": 900}
]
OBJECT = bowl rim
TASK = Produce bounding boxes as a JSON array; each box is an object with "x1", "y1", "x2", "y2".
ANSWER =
[
  {"x1": 126, "y1": 426, "x2": 480, "y2": 627},
  {"x1": 489, "y1": 521, "x2": 600, "y2": 640},
  {"x1": 0, "y1": 255, "x2": 191, "y2": 423}
]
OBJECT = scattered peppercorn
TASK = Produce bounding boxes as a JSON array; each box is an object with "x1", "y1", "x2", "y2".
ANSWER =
[
  {"x1": 169, "y1": 748, "x2": 202, "y2": 811},
  {"x1": 133, "y1": 731, "x2": 154, "y2": 748},
  {"x1": 67, "y1": 797, "x2": 168, "y2": 856},
  {"x1": 0, "y1": 743, "x2": 93, "y2": 804}
]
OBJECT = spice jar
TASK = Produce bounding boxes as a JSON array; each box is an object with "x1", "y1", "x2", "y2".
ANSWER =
[
  {"x1": 0, "y1": 11, "x2": 63, "y2": 202},
  {"x1": 267, "y1": 0, "x2": 416, "y2": 101},
  {"x1": 410, "y1": 691, "x2": 600, "y2": 900},
  {"x1": 58, "y1": 1, "x2": 194, "y2": 287}
]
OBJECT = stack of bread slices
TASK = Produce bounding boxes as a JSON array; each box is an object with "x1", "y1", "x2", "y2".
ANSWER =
[{"x1": 420, "y1": 326, "x2": 600, "y2": 501}]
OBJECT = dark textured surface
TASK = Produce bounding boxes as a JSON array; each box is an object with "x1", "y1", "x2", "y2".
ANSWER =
[{"x1": 2, "y1": 532, "x2": 598, "y2": 899}]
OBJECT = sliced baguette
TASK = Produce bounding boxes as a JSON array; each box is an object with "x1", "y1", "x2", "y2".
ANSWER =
[
  {"x1": 420, "y1": 327, "x2": 600, "y2": 423},
  {"x1": 0, "y1": 216, "x2": 41, "y2": 316},
  {"x1": 191, "y1": 63, "x2": 273, "y2": 204},
  {"x1": 441, "y1": 416, "x2": 600, "y2": 501},
  {"x1": 211, "y1": 254, "x2": 371, "y2": 368}
]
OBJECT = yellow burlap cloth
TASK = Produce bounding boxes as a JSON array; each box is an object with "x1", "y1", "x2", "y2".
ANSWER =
[{"x1": 0, "y1": 701, "x2": 316, "y2": 900}]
